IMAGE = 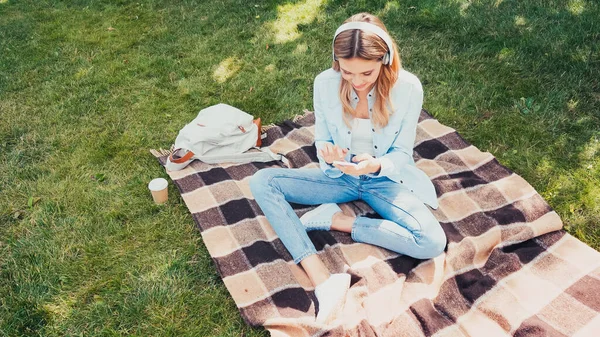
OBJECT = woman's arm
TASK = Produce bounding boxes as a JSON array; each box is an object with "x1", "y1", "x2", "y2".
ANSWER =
[{"x1": 313, "y1": 78, "x2": 344, "y2": 178}]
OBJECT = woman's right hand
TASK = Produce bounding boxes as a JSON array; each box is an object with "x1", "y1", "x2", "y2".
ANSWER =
[{"x1": 319, "y1": 143, "x2": 348, "y2": 164}]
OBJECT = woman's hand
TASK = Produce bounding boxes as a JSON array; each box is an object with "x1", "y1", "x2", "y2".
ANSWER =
[
  {"x1": 333, "y1": 153, "x2": 381, "y2": 176},
  {"x1": 319, "y1": 143, "x2": 349, "y2": 164}
]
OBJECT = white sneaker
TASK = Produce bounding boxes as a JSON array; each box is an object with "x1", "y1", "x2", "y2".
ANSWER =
[
  {"x1": 315, "y1": 273, "x2": 351, "y2": 324},
  {"x1": 300, "y1": 203, "x2": 342, "y2": 231}
]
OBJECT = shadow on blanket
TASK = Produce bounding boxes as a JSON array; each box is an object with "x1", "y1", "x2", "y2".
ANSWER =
[{"x1": 153, "y1": 110, "x2": 600, "y2": 337}]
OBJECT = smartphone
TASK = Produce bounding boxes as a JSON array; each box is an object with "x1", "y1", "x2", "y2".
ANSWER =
[{"x1": 332, "y1": 160, "x2": 358, "y2": 167}]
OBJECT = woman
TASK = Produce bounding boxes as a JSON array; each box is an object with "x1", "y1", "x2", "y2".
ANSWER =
[{"x1": 249, "y1": 12, "x2": 446, "y2": 323}]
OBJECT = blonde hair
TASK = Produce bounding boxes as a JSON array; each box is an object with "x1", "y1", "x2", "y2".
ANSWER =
[{"x1": 332, "y1": 13, "x2": 401, "y2": 129}]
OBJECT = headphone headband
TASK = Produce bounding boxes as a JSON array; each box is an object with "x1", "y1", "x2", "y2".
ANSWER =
[{"x1": 332, "y1": 21, "x2": 394, "y2": 66}]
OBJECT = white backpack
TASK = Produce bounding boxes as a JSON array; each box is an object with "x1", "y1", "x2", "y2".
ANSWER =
[{"x1": 165, "y1": 104, "x2": 284, "y2": 171}]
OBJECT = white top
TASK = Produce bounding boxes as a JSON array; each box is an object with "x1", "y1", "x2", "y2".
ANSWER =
[{"x1": 350, "y1": 118, "x2": 375, "y2": 156}]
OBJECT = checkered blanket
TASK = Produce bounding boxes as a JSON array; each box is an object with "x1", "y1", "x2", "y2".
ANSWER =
[{"x1": 152, "y1": 110, "x2": 600, "y2": 336}]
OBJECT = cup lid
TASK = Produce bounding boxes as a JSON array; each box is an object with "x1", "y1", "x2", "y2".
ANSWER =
[{"x1": 148, "y1": 178, "x2": 168, "y2": 191}]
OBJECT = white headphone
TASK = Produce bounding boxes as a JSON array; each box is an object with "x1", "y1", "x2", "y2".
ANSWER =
[{"x1": 332, "y1": 21, "x2": 394, "y2": 66}]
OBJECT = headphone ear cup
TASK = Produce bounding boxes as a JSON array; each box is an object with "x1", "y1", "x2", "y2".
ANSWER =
[{"x1": 382, "y1": 52, "x2": 390, "y2": 65}]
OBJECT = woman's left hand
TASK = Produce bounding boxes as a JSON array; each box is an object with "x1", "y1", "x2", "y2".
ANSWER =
[{"x1": 333, "y1": 153, "x2": 381, "y2": 176}]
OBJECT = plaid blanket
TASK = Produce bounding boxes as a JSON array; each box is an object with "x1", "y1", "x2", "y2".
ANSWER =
[{"x1": 152, "y1": 110, "x2": 600, "y2": 337}]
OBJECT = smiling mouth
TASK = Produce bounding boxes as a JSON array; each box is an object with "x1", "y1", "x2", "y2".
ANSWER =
[{"x1": 353, "y1": 83, "x2": 367, "y2": 89}]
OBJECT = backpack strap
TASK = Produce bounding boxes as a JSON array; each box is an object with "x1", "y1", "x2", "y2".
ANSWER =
[
  {"x1": 166, "y1": 147, "x2": 288, "y2": 171},
  {"x1": 168, "y1": 149, "x2": 195, "y2": 164}
]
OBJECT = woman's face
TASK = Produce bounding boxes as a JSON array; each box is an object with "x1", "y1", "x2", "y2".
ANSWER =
[{"x1": 338, "y1": 57, "x2": 383, "y2": 93}]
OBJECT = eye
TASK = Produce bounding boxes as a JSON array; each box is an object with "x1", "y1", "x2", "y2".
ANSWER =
[{"x1": 363, "y1": 72, "x2": 372, "y2": 76}]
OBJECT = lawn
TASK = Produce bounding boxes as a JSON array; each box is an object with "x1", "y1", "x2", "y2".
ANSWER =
[{"x1": 1, "y1": 0, "x2": 598, "y2": 336}]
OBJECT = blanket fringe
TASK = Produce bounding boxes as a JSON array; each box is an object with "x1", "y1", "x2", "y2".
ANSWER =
[
  {"x1": 149, "y1": 144, "x2": 174, "y2": 158},
  {"x1": 261, "y1": 124, "x2": 277, "y2": 132},
  {"x1": 292, "y1": 109, "x2": 313, "y2": 123}
]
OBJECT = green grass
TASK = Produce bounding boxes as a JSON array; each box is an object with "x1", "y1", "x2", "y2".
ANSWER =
[{"x1": 1, "y1": 0, "x2": 598, "y2": 335}]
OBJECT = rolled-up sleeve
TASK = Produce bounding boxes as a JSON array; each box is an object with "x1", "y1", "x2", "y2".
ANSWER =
[
  {"x1": 374, "y1": 80, "x2": 423, "y2": 178},
  {"x1": 313, "y1": 78, "x2": 343, "y2": 178}
]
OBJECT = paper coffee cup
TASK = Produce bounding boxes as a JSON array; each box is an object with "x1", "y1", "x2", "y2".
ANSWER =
[{"x1": 148, "y1": 178, "x2": 168, "y2": 204}]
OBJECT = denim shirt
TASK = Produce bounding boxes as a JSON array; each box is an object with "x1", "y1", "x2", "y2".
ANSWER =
[{"x1": 313, "y1": 68, "x2": 439, "y2": 209}]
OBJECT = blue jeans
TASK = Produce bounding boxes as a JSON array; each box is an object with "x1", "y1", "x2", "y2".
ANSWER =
[{"x1": 249, "y1": 168, "x2": 446, "y2": 264}]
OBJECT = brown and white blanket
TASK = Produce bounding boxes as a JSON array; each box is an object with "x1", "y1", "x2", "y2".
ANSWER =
[{"x1": 152, "y1": 110, "x2": 600, "y2": 337}]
